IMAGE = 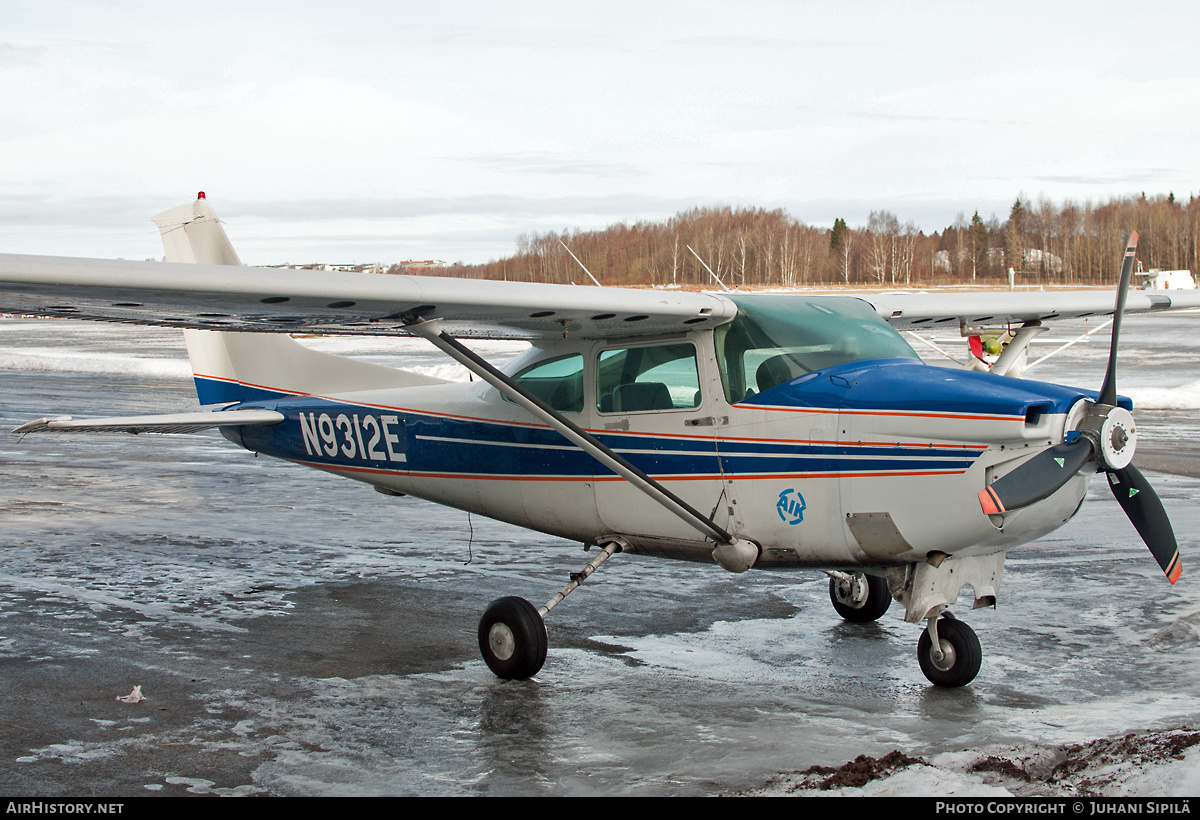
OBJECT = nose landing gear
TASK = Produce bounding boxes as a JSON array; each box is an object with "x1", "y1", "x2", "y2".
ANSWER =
[{"x1": 917, "y1": 612, "x2": 982, "y2": 687}]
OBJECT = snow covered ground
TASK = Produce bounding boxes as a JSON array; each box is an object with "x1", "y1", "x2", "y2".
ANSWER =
[{"x1": 745, "y1": 728, "x2": 1200, "y2": 796}]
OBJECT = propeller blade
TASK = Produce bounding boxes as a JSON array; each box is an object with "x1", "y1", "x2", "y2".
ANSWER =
[
  {"x1": 977, "y1": 233, "x2": 1180, "y2": 585},
  {"x1": 1098, "y1": 232, "x2": 1139, "y2": 407},
  {"x1": 1107, "y1": 464, "x2": 1181, "y2": 584},
  {"x1": 978, "y1": 438, "x2": 1095, "y2": 514}
]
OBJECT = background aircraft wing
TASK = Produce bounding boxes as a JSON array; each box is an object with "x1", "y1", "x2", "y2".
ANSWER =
[
  {"x1": 861, "y1": 290, "x2": 1200, "y2": 329},
  {"x1": 0, "y1": 253, "x2": 736, "y2": 340}
]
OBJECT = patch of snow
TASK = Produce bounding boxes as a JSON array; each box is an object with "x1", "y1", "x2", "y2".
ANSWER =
[{"x1": 740, "y1": 727, "x2": 1200, "y2": 797}]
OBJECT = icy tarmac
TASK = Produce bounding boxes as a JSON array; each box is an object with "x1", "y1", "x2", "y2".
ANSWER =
[{"x1": 1, "y1": 316, "x2": 1199, "y2": 796}]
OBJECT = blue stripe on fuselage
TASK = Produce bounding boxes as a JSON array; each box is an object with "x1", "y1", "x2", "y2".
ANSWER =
[
  {"x1": 228, "y1": 396, "x2": 981, "y2": 479},
  {"x1": 195, "y1": 376, "x2": 295, "y2": 406}
]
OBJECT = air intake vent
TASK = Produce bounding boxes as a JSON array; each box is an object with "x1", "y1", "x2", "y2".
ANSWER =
[{"x1": 1025, "y1": 403, "x2": 1051, "y2": 427}]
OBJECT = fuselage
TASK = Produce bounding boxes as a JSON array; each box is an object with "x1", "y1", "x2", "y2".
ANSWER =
[{"x1": 221, "y1": 294, "x2": 1105, "y2": 571}]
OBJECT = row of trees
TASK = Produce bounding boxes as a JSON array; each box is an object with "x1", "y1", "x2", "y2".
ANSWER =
[{"x1": 438, "y1": 193, "x2": 1200, "y2": 288}]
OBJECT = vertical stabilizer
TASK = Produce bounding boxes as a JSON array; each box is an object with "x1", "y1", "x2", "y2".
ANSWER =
[
  {"x1": 152, "y1": 195, "x2": 444, "y2": 405},
  {"x1": 151, "y1": 194, "x2": 242, "y2": 266}
]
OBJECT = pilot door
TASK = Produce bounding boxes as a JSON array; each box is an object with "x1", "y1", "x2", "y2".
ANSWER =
[{"x1": 589, "y1": 335, "x2": 734, "y2": 549}]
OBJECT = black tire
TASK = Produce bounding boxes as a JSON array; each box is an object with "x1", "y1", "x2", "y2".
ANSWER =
[
  {"x1": 829, "y1": 573, "x2": 891, "y2": 622},
  {"x1": 478, "y1": 596, "x2": 548, "y2": 680},
  {"x1": 917, "y1": 616, "x2": 982, "y2": 687}
]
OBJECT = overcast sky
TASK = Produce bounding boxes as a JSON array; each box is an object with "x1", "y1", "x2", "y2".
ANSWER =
[{"x1": 2, "y1": 1, "x2": 1198, "y2": 265}]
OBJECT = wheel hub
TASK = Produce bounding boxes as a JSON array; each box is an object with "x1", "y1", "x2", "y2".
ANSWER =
[
  {"x1": 488, "y1": 622, "x2": 516, "y2": 661},
  {"x1": 833, "y1": 574, "x2": 868, "y2": 608},
  {"x1": 930, "y1": 639, "x2": 957, "y2": 672}
]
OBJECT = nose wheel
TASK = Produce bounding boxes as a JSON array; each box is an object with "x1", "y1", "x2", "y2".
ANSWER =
[{"x1": 917, "y1": 613, "x2": 981, "y2": 687}]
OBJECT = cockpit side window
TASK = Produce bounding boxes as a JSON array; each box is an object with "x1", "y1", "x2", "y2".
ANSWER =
[
  {"x1": 506, "y1": 354, "x2": 584, "y2": 413},
  {"x1": 596, "y1": 342, "x2": 701, "y2": 413}
]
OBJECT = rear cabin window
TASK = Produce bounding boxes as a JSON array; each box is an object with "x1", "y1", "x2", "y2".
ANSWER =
[
  {"x1": 596, "y1": 343, "x2": 701, "y2": 413},
  {"x1": 507, "y1": 354, "x2": 584, "y2": 413}
]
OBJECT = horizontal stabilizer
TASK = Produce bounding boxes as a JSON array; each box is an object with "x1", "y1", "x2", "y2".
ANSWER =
[{"x1": 12, "y1": 409, "x2": 284, "y2": 435}]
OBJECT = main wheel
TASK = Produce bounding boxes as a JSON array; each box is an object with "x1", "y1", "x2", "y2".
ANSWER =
[
  {"x1": 829, "y1": 572, "x2": 891, "y2": 622},
  {"x1": 917, "y1": 616, "x2": 982, "y2": 687},
  {"x1": 478, "y1": 596, "x2": 548, "y2": 680}
]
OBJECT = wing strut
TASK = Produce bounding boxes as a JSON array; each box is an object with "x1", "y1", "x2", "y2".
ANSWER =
[{"x1": 405, "y1": 318, "x2": 742, "y2": 551}]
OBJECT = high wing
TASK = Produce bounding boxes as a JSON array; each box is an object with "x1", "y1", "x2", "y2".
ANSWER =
[
  {"x1": 0, "y1": 253, "x2": 736, "y2": 340},
  {"x1": 861, "y1": 289, "x2": 1200, "y2": 329},
  {"x1": 5, "y1": 252, "x2": 1199, "y2": 342}
]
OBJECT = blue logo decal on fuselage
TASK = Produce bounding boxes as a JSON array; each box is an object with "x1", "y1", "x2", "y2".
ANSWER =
[{"x1": 777, "y1": 488, "x2": 806, "y2": 525}]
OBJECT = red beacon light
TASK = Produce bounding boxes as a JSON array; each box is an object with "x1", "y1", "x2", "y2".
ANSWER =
[{"x1": 197, "y1": 191, "x2": 206, "y2": 200}]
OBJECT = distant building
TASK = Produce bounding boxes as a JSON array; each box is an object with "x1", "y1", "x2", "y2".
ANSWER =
[
  {"x1": 397, "y1": 260, "x2": 448, "y2": 270},
  {"x1": 1019, "y1": 249, "x2": 1065, "y2": 274},
  {"x1": 933, "y1": 248, "x2": 1064, "y2": 275},
  {"x1": 260, "y1": 263, "x2": 386, "y2": 273},
  {"x1": 389, "y1": 260, "x2": 448, "y2": 275},
  {"x1": 256, "y1": 262, "x2": 442, "y2": 274}
]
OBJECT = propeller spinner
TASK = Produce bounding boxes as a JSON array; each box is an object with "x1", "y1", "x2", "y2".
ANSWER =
[{"x1": 977, "y1": 232, "x2": 1182, "y2": 584}]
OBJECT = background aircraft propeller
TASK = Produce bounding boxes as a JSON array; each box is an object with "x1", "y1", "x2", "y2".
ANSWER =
[{"x1": 977, "y1": 232, "x2": 1182, "y2": 584}]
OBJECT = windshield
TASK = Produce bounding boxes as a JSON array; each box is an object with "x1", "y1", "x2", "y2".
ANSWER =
[{"x1": 715, "y1": 294, "x2": 919, "y2": 403}]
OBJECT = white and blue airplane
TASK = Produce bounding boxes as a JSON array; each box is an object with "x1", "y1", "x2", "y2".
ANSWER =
[{"x1": 2, "y1": 196, "x2": 1196, "y2": 686}]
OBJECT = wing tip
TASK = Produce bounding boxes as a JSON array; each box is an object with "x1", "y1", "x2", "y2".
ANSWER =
[{"x1": 12, "y1": 416, "x2": 72, "y2": 434}]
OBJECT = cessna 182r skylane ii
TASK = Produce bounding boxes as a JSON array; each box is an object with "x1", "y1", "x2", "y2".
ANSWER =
[{"x1": 2, "y1": 196, "x2": 1197, "y2": 687}]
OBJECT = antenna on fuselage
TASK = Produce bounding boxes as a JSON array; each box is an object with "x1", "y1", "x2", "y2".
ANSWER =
[
  {"x1": 558, "y1": 240, "x2": 603, "y2": 287},
  {"x1": 686, "y1": 245, "x2": 730, "y2": 292}
]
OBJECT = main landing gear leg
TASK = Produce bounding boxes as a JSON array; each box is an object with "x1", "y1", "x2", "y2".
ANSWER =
[{"x1": 478, "y1": 541, "x2": 622, "y2": 680}]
